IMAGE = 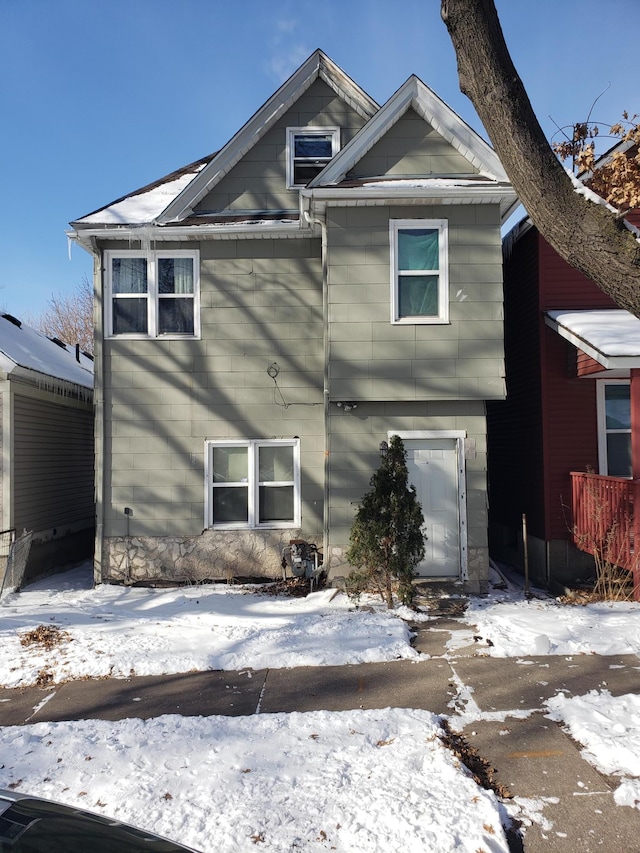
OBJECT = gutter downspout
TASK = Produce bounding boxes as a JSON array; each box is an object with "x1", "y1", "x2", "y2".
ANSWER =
[
  {"x1": 302, "y1": 198, "x2": 330, "y2": 575},
  {"x1": 91, "y1": 238, "x2": 105, "y2": 585}
]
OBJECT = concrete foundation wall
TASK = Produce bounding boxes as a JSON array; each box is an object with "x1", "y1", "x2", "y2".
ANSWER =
[{"x1": 489, "y1": 520, "x2": 596, "y2": 591}]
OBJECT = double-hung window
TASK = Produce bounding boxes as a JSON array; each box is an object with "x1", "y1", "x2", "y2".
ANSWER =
[
  {"x1": 206, "y1": 439, "x2": 300, "y2": 528},
  {"x1": 286, "y1": 127, "x2": 340, "y2": 188},
  {"x1": 105, "y1": 250, "x2": 200, "y2": 338},
  {"x1": 390, "y1": 219, "x2": 449, "y2": 324},
  {"x1": 597, "y1": 380, "x2": 631, "y2": 477}
]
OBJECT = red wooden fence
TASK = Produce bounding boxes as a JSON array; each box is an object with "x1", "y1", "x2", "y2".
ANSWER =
[{"x1": 570, "y1": 472, "x2": 640, "y2": 600}]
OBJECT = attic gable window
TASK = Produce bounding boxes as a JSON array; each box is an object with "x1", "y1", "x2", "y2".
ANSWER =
[
  {"x1": 105, "y1": 250, "x2": 200, "y2": 339},
  {"x1": 286, "y1": 127, "x2": 340, "y2": 188},
  {"x1": 390, "y1": 219, "x2": 449, "y2": 324}
]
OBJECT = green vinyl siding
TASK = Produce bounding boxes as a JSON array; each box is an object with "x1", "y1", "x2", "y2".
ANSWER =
[
  {"x1": 326, "y1": 204, "x2": 505, "y2": 402},
  {"x1": 102, "y1": 239, "x2": 325, "y2": 540},
  {"x1": 193, "y1": 79, "x2": 368, "y2": 215},
  {"x1": 352, "y1": 108, "x2": 480, "y2": 178}
]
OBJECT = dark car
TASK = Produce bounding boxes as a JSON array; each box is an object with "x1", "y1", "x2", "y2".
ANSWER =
[{"x1": 0, "y1": 790, "x2": 202, "y2": 853}]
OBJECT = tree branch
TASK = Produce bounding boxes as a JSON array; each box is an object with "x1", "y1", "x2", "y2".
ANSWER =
[{"x1": 441, "y1": 0, "x2": 640, "y2": 317}]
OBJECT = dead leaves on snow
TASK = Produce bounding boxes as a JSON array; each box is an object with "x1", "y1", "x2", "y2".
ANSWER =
[{"x1": 19, "y1": 624, "x2": 71, "y2": 650}]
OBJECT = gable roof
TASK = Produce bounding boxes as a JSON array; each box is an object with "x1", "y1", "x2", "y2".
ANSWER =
[
  {"x1": 309, "y1": 75, "x2": 510, "y2": 187},
  {"x1": 69, "y1": 51, "x2": 517, "y2": 239},
  {"x1": 155, "y1": 50, "x2": 379, "y2": 225},
  {"x1": 70, "y1": 50, "x2": 378, "y2": 240},
  {"x1": 0, "y1": 314, "x2": 94, "y2": 391},
  {"x1": 299, "y1": 75, "x2": 517, "y2": 221}
]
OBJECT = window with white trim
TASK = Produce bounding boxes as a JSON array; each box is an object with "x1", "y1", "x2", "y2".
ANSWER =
[
  {"x1": 206, "y1": 439, "x2": 300, "y2": 528},
  {"x1": 105, "y1": 250, "x2": 200, "y2": 338},
  {"x1": 286, "y1": 127, "x2": 340, "y2": 188},
  {"x1": 390, "y1": 219, "x2": 449, "y2": 324},
  {"x1": 597, "y1": 380, "x2": 631, "y2": 477}
]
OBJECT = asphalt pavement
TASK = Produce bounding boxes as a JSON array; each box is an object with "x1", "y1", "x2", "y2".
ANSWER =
[{"x1": 1, "y1": 606, "x2": 639, "y2": 852}]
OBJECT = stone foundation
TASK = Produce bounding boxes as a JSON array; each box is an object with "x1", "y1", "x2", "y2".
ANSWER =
[
  {"x1": 326, "y1": 545, "x2": 488, "y2": 595},
  {"x1": 101, "y1": 529, "x2": 319, "y2": 584},
  {"x1": 465, "y1": 546, "x2": 489, "y2": 595}
]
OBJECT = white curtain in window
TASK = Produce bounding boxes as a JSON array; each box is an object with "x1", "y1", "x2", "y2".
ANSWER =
[{"x1": 173, "y1": 258, "x2": 193, "y2": 294}]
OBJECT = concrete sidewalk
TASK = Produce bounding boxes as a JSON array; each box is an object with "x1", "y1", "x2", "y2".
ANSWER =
[{"x1": 1, "y1": 615, "x2": 639, "y2": 851}]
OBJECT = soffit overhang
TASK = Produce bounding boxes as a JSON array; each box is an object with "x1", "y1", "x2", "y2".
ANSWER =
[{"x1": 545, "y1": 309, "x2": 640, "y2": 374}]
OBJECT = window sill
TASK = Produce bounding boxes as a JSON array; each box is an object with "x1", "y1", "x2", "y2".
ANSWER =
[
  {"x1": 207, "y1": 523, "x2": 298, "y2": 531},
  {"x1": 106, "y1": 334, "x2": 201, "y2": 341},
  {"x1": 391, "y1": 317, "x2": 450, "y2": 325}
]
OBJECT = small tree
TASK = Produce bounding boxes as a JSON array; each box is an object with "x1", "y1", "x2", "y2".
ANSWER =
[
  {"x1": 28, "y1": 276, "x2": 94, "y2": 355},
  {"x1": 345, "y1": 435, "x2": 425, "y2": 609}
]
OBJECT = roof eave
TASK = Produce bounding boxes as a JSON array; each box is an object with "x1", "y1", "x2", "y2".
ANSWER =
[
  {"x1": 5, "y1": 362, "x2": 93, "y2": 394},
  {"x1": 544, "y1": 314, "x2": 640, "y2": 369},
  {"x1": 68, "y1": 220, "x2": 313, "y2": 244},
  {"x1": 301, "y1": 184, "x2": 518, "y2": 219}
]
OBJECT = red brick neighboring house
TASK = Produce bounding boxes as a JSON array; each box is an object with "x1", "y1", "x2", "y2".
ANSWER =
[{"x1": 488, "y1": 210, "x2": 640, "y2": 594}]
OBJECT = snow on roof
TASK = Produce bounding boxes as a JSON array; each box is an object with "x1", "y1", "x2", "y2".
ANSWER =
[
  {"x1": 0, "y1": 314, "x2": 94, "y2": 390},
  {"x1": 545, "y1": 309, "x2": 640, "y2": 367},
  {"x1": 77, "y1": 167, "x2": 207, "y2": 226}
]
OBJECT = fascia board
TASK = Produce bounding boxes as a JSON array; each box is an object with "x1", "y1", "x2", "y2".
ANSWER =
[
  {"x1": 301, "y1": 184, "x2": 517, "y2": 209},
  {"x1": 410, "y1": 78, "x2": 509, "y2": 182},
  {"x1": 69, "y1": 221, "x2": 311, "y2": 242},
  {"x1": 5, "y1": 362, "x2": 93, "y2": 395},
  {"x1": 544, "y1": 313, "x2": 640, "y2": 369},
  {"x1": 311, "y1": 76, "x2": 510, "y2": 188},
  {"x1": 317, "y1": 59, "x2": 379, "y2": 120},
  {"x1": 0, "y1": 353, "x2": 16, "y2": 375},
  {"x1": 308, "y1": 80, "x2": 417, "y2": 187},
  {"x1": 157, "y1": 51, "x2": 378, "y2": 226}
]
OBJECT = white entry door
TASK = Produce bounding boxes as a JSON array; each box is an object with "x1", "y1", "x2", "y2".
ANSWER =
[{"x1": 403, "y1": 437, "x2": 461, "y2": 578}]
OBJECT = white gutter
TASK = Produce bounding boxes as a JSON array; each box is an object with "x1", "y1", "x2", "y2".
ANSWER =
[
  {"x1": 302, "y1": 196, "x2": 331, "y2": 574},
  {"x1": 300, "y1": 185, "x2": 519, "y2": 222},
  {"x1": 67, "y1": 221, "x2": 310, "y2": 253},
  {"x1": 91, "y1": 238, "x2": 105, "y2": 585}
]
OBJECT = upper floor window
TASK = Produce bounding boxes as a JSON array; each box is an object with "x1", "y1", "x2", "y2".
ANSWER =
[
  {"x1": 597, "y1": 380, "x2": 631, "y2": 477},
  {"x1": 105, "y1": 250, "x2": 200, "y2": 339},
  {"x1": 390, "y1": 220, "x2": 449, "y2": 324},
  {"x1": 205, "y1": 439, "x2": 300, "y2": 529},
  {"x1": 286, "y1": 127, "x2": 340, "y2": 188}
]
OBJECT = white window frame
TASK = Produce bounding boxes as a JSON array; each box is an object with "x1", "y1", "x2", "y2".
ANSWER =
[
  {"x1": 204, "y1": 438, "x2": 301, "y2": 529},
  {"x1": 105, "y1": 249, "x2": 200, "y2": 339},
  {"x1": 596, "y1": 379, "x2": 631, "y2": 477},
  {"x1": 286, "y1": 127, "x2": 340, "y2": 188},
  {"x1": 390, "y1": 219, "x2": 449, "y2": 324}
]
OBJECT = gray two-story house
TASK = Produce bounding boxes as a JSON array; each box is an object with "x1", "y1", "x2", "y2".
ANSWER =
[{"x1": 69, "y1": 51, "x2": 516, "y2": 593}]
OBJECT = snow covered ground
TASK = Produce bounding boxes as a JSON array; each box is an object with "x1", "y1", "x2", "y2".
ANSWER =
[
  {"x1": 464, "y1": 592, "x2": 640, "y2": 657},
  {"x1": 0, "y1": 564, "x2": 639, "y2": 851}
]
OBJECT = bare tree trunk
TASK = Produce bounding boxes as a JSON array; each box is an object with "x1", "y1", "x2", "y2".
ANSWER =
[
  {"x1": 385, "y1": 569, "x2": 393, "y2": 610},
  {"x1": 441, "y1": 0, "x2": 640, "y2": 318}
]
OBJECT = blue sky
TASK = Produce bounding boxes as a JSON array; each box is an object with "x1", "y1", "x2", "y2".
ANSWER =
[{"x1": 1, "y1": 0, "x2": 637, "y2": 320}]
